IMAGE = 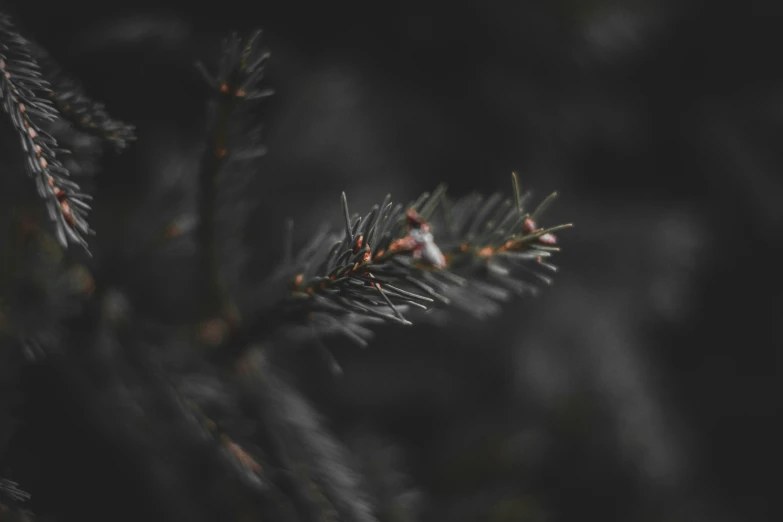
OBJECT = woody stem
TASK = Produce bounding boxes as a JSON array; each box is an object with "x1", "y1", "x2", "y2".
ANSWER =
[{"x1": 197, "y1": 92, "x2": 237, "y2": 321}]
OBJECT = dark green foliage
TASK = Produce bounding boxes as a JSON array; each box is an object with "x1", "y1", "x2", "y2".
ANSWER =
[
  {"x1": 0, "y1": 478, "x2": 29, "y2": 504},
  {"x1": 29, "y1": 42, "x2": 136, "y2": 152},
  {"x1": 194, "y1": 30, "x2": 273, "y2": 319},
  {"x1": 216, "y1": 176, "x2": 570, "y2": 366},
  {"x1": 240, "y1": 348, "x2": 377, "y2": 522},
  {"x1": 0, "y1": 478, "x2": 31, "y2": 520},
  {"x1": 0, "y1": 13, "x2": 91, "y2": 249},
  {"x1": 0, "y1": 12, "x2": 572, "y2": 522}
]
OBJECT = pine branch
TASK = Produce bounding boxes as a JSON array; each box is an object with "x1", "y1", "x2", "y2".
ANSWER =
[
  {"x1": 214, "y1": 173, "x2": 572, "y2": 365},
  {"x1": 59, "y1": 292, "x2": 292, "y2": 521},
  {"x1": 194, "y1": 30, "x2": 272, "y2": 326},
  {"x1": 0, "y1": 13, "x2": 92, "y2": 250},
  {"x1": 238, "y1": 349, "x2": 378, "y2": 522},
  {"x1": 0, "y1": 478, "x2": 32, "y2": 520},
  {"x1": 0, "y1": 479, "x2": 30, "y2": 505},
  {"x1": 183, "y1": 397, "x2": 268, "y2": 493},
  {"x1": 28, "y1": 41, "x2": 136, "y2": 151}
]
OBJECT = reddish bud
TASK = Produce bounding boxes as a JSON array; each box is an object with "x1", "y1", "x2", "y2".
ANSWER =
[
  {"x1": 198, "y1": 317, "x2": 230, "y2": 346},
  {"x1": 223, "y1": 436, "x2": 262, "y2": 474},
  {"x1": 164, "y1": 223, "x2": 181, "y2": 238},
  {"x1": 60, "y1": 200, "x2": 75, "y2": 226}
]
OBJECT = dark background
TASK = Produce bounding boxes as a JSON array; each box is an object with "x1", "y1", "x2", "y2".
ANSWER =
[{"x1": 3, "y1": 1, "x2": 781, "y2": 521}]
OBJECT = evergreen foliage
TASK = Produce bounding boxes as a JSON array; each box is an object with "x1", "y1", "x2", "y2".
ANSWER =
[{"x1": 0, "y1": 11, "x2": 571, "y2": 521}]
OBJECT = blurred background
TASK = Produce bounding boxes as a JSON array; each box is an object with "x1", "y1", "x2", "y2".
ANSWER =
[{"x1": 3, "y1": 1, "x2": 780, "y2": 521}]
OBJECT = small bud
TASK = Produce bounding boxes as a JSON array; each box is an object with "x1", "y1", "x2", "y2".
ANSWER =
[
  {"x1": 198, "y1": 317, "x2": 230, "y2": 346},
  {"x1": 60, "y1": 200, "x2": 75, "y2": 226},
  {"x1": 164, "y1": 223, "x2": 181, "y2": 238},
  {"x1": 223, "y1": 436, "x2": 262, "y2": 474}
]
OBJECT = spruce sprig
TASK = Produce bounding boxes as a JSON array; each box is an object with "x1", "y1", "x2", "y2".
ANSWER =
[
  {"x1": 0, "y1": 13, "x2": 92, "y2": 249},
  {"x1": 194, "y1": 30, "x2": 273, "y2": 324},
  {"x1": 0, "y1": 477, "x2": 31, "y2": 519},
  {"x1": 30, "y1": 42, "x2": 136, "y2": 151},
  {"x1": 287, "y1": 175, "x2": 572, "y2": 324},
  {"x1": 215, "y1": 174, "x2": 572, "y2": 365},
  {"x1": 0, "y1": 478, "x2": 30, "y2": 504},
  {"x1": 237, "y1": 349, "x2": 377, "y2": 522}
]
